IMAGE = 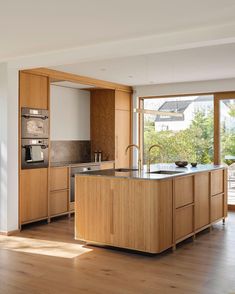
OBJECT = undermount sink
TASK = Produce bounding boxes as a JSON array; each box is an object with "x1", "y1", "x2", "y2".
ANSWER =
[
  {"x1": 149, "y1": 170, "x2": 184, "y2": 175},
  {"x1": 115, "y1": 168, "x2": 138, "y2": 172}
]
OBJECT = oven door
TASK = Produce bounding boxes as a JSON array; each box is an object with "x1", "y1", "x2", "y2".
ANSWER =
[
  {"x1": 21, "y1": 139, "x2": 49, "y2": 169},
  {"x1": 21, "y1": 108, "x2": 49, "y2": 138}
]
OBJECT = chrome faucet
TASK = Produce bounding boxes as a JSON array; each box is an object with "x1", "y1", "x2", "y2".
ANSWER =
[
  {"x1": 125, "y1": 144, "x2": 142, "y2": 172},
  {"x1": 147, "y1": 144, "x2": 162, "y2": 173}
]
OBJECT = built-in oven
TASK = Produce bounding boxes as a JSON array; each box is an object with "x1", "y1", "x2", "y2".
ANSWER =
[
  {"x1": 21, "y1": 107, "x2": 49, "y2": 139},
  {"x1": 21, "y1": 139, "x2": 49, "y2": 169}
]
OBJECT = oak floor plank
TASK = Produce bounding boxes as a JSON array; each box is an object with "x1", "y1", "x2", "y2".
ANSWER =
[{"x1": 0, "y1": 213, "x2": 234, "y2": 294}]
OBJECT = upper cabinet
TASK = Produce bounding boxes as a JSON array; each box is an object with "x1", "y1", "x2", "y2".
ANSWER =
[
  {"x1": 90, "y1": 89, "x2": 132, "y2": 168},
  {"x1": 19, "y1": 72, "x2": 49, "y2": 109}
]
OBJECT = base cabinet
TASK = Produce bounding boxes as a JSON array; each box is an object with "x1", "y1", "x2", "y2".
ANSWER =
[
  {"x1": 211, "y1": 194, "x2": 224, "y2": 222},
  {"x1": 175, "y1": 205, "x2": 194, "y2": 241},
  {"x1": 20, "y1": 168, "x2": 48, "y2": 224},
  {"x1": 75, "y1": 168, "x2": 227, "y2": 253}
]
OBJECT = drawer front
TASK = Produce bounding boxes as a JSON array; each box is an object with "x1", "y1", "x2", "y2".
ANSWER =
[
  {"x1": 50, "y1": 190, "x2": 68, "y2": 216},
  {"x1": 50, "y1": 167, "x2": 68, "y2": 191},
  {"x1": 175, "y1": 205, "x2": 194, "y2": 241},
  {"x1": 211, "y1": 193, "x2": 224, "y2": 222},
  {"x1": 175, "y1": 176, "x2": 194, "y2": 208},
  {"x1": 100, "y1": 162, "x2": 115, "y2": 170},
  {"x1": 211, "y1": 170, "x2": 224, "y2": 196}
]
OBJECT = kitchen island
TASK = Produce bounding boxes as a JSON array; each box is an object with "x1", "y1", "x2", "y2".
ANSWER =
[{"x1": 75, "y1": 164, "x2": 227, "y2": 253}]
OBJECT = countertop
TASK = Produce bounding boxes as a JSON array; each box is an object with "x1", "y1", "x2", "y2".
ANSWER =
[
  {"x1": 50, "y1": 160, "x2": 114, "y2": 168},
  {"x1": 76, "y1": 163, "x2": 225, "y2": 180}
]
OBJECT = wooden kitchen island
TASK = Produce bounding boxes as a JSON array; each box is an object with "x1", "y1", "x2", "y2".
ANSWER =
[{"x1": 75, "y1": 164, "x2": 227, "y2": 254}]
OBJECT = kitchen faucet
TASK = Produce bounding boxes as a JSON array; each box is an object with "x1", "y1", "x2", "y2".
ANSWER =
[
  {"x1": 125, "y1": 144, "x2": 142, "y2": 172},
  {"x1": 147, "y1": 144, "x2": 162, "y2": 173}
]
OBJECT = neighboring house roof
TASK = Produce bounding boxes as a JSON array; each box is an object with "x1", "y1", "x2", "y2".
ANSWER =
[{"x1": 155, "y1": 100, "x2": 192, "y2": 122}]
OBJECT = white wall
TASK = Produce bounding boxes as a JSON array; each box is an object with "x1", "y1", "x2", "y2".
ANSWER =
[
  {"x1": 0, "y1": 63, "x2": 18, "y2": 233},
  {"x1": 50, "y1": 85, "x2": 90, "y2": 140}
]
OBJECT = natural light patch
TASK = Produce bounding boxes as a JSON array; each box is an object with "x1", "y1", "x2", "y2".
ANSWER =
[{"x1": 0, "y1": 235, "x2": 92, "y2": 258}]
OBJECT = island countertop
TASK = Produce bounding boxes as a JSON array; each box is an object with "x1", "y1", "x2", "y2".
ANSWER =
[{"x1": 76, "y1": 163, "x2": 225, "y2": 180}]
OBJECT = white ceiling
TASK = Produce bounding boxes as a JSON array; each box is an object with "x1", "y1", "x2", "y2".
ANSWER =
[
  {"x1": 1, "y1": 0, "x2": 235, "y2": 62},
  {"x1": 52, "y1": 43, "x2": 235, "y2": 86},
  {"x1": 2, "y1": 0, "x2": 235, "y2": 86}
]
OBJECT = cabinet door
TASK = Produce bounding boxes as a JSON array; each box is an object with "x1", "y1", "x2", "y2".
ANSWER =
[
  {"x1": 20, "y1": 72, "x2": 49, "y2": 109},
  {"x1": 211, "y1": 194, "x2": 224, "y2": 222},
  {"x1": 175, "y1": 205, "x2": 194, "y2": 241},
  {"x1": 174, "y1": 176, "x2": 194, "y2": 208},
  {"x1": 75, "y1": 176, "x2": 113, "y2": 244},
  {"x1": 20, "y1": 168, "x2": 48, "y2": 223},
  {"x1": 50, "y1": 190, "x2": 68, "y2": 216},
  {"x1": 211, "y1": 169, "x2": 224, "y2": 196},
  {"x1": 195, "y1": 172, "x2": 210, "y2": 230},
  {"x1": 115, "y1": 109, "x2": 131, "y2": 168},
  {"x1": 50, "y1": 167, "x2": 68, "y2": 191}
]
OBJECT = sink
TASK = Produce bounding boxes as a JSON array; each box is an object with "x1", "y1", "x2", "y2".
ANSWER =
[
  {"x1": 115, "y1": 168, "x2": 139, "y2": 172},
  {"x1": 149, "y1": 170, "x2": 184, "y2": 175}
]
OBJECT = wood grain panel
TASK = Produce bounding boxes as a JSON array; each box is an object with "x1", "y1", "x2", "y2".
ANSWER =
[
  {"x1": 100, "y1": 161, "x2": 115, "y2": 170},
  {"x1": 50, "y1": 167, "x2": 68, "y2": 191},
  {"x1": 174, "y1": 176, "x2": 194, "y2": 208},
  {"x1": 211, "y1": 193, "x2": 224, "y2": 222},
  {"x1": 175, "y1": 205, "x2": 194, "y2": 241},
  {"x1": 211, "y1": 169, "x2": 224, "y2": 196},
  {"x1": 115, "y1": 109, "x2": 131, "y2": 168},
  {"x1": 19, "y1": 72, "x2": 48, "y2": 109},
  {"x1": 195, "y1": 172, "x2": 210, "y2": 230},
  {"x1": 115, "y1": 90, "x2": 131, "y2": 110},
  {"x1": 50, "y1": 190, "x2": 68, "y2": 216},
  {"x1": 20, "y1": 168, "x2": 48, "y2": 223},
  {"x1": 90, "y1": 89, "x2": 115, "y2": 161}
]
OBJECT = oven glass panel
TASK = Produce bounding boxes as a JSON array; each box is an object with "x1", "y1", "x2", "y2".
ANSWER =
[{"x1": 27, "y1": 120, "x2": 44, "y2": 136}]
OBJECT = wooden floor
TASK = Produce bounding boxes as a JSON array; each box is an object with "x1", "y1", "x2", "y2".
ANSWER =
[{"x1": 0, "y1": 214, "x2": 235, "y2": 294}]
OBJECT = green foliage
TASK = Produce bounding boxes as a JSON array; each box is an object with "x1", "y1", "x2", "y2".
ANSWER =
[{"x1": 144, "y1": 110, "x2": 214, "y2": 164}]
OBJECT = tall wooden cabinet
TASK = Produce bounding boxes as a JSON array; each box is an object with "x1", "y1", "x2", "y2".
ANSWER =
[
  {"x1": 90, "y1": 89, "x2": 132, "y2": 168},
  {"x1": 19, "y1": 71, "x2": 50, "y2": 226}
]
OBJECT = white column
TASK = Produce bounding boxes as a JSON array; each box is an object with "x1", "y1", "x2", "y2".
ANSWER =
[{"x1": 0, "y1": 63, "x2": 19, "y2": 233}]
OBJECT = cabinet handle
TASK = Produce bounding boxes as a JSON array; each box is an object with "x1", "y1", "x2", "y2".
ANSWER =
[
  {"x1": 116, "y1": 136, "x2": 118, "y2": 159},
  {"x1": 110, "y1": 189, "x2": 114, "y2": 234}
]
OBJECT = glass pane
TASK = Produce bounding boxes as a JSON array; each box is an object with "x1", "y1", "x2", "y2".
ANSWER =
[
  {"x1": 220, "y1": 99, "x2": 235, "y2": 205},
  {"x1": 143, "y1": 95, "x2": 214, "y2": 165}
]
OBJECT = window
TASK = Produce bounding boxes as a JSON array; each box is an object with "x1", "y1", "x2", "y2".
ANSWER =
[{"x1": 141, "y1": 95, "x2": 214, "y2": 165}]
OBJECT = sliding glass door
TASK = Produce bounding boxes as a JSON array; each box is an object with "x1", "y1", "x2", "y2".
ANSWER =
[{"x1": 216, "y1": 93, "x2": 235, "y2": 207}]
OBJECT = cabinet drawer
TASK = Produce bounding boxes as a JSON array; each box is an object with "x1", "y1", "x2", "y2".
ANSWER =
[
  {"x1": 100, "y1": 162, "x2": 115, "y2": 170},
  {"x1": 50, "y1": 167, "x2": 68, "y2": 191},
  {"x1": 174, "y1": 176, "x2": 194, "y2": 208},
  {"x1": 211, "y1": 170, "x2": 224, "y2": 196},
  {"x1": 50, "y1": 190, "x2": 68, "y2": 216},
  {"x1": 175, "y1": 205, "x2": 194, "y2": 241},
  {"x1": 211, "y1": 193, "x2": 224, "y2": 222}
]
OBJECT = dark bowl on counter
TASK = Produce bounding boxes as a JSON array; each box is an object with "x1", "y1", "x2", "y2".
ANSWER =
[
  {"x1": 175, "y1": 161, "x2": 188, "y2": 168},
  {"x1": 191, "y1": 162, "x2": 197, "y2": 167}
]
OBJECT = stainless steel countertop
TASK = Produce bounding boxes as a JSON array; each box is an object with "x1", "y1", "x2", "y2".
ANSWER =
[{"x1": 76, "y1": 163, "x2": 225, "y2": 180}]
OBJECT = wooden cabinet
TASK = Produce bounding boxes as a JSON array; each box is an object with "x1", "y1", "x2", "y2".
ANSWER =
[
  {"x1": 50, "y1": 167, "x2": 69, "y2": 191},
  {"x1": 175, "y1": 205, "x2": 194, "y2": 241},
  {"x1": 211, "y1": 169, "x2": 224, "y2": 196},
  {"x1": 90, "y1": 89, "x2": 132, "y2": 168},
  {"x1": 76, "y1": 176, "x2": 173, "y2": 253},
  {"x1": 19, "y1": 72, "x2": 49, "y2": 109},
  {"x1": 174, "y1": 176, "x2": 194, "y2": 208},
  {"x1": 20, "y1": 168, "x2": 48, "y2": 224},
  {"x1": 100, "y1": 161, "x2": 115, "y2": 170},
  {"x1": 195, "y1": 172, "x2": 210, "y2": 230},
  {"x1": 211, "y1": 194, "x2": 224, "y2": 222},
  {"x1": 49, "y1": 167, "x2": 69, "y2": 217}
]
